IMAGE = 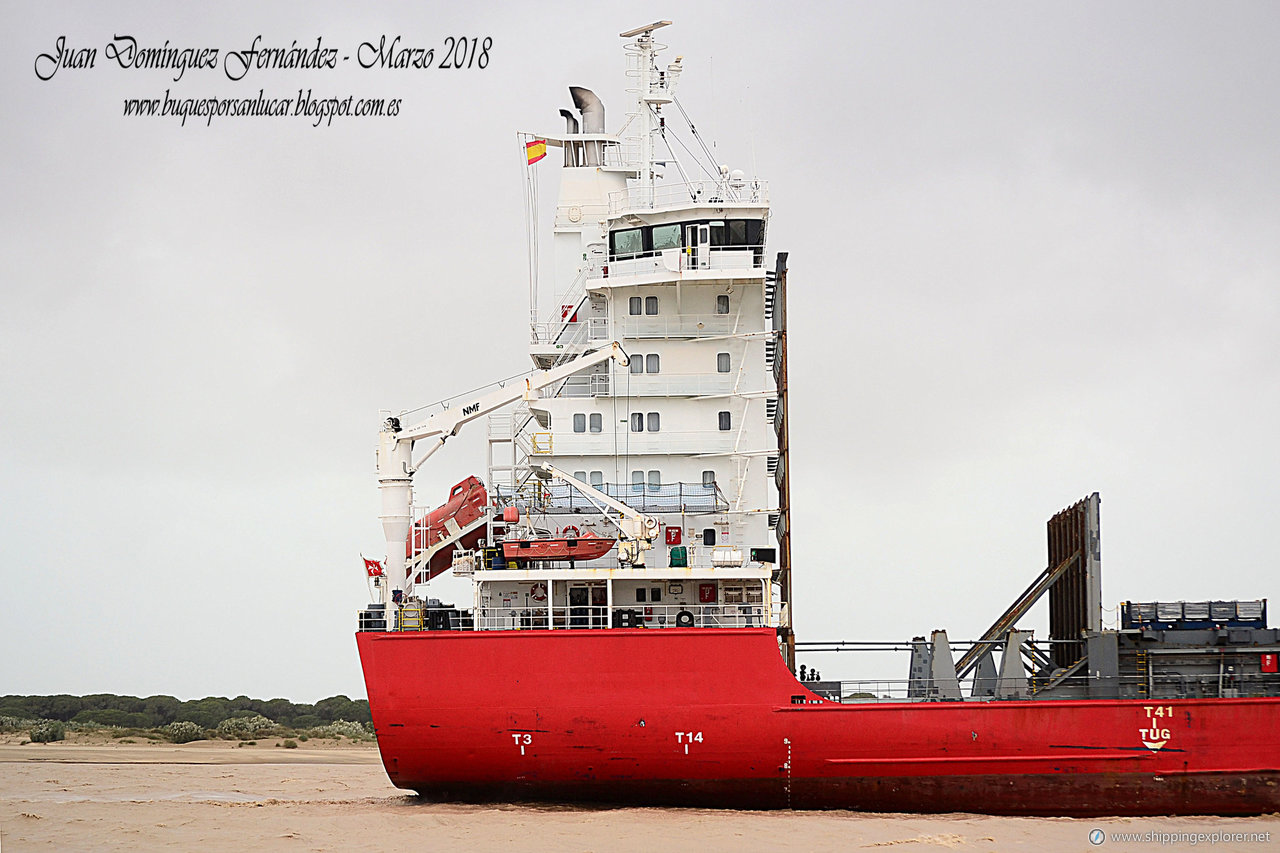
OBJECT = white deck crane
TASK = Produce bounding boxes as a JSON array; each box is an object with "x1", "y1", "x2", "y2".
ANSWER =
[
  {"x1": 376, "y1": 343, "x2": 630, "y2": 620},
  {"x1": 534, "y1": 462, "x2": 660, "y2": 566}
]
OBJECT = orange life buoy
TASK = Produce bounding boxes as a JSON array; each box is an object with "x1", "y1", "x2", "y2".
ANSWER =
[
  {"x1": 561, "y1": 525, "x2": 581, "y2": 539},
  {"x1": 530, "y1": 582, "x2": 548, "y2": 602}
]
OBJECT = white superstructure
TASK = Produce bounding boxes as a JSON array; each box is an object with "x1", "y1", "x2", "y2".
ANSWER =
[{"x1": 481, "y1": 22, "x2": 783, "y2": 625}]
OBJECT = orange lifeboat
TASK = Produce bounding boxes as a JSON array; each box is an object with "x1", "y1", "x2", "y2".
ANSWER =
[
  {"x1": 408, "y1": 476, "x2": 488, "y2": 584},
  {"x1": 502, "y1": 528, "x2": 615, "y2": 564}
]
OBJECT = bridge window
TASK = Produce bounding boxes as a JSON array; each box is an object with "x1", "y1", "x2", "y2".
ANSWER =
[
  {"x1": 652, "y1": 223, "x2": 681, "y2": 251},
  {"x1": 611, "y1": 227, "x2": 643, "y2": 258}
]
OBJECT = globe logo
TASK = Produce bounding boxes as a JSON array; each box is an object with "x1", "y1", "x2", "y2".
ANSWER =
[{"x1": 1089, "y1": 828, "x2": 1105, "y2": 845}]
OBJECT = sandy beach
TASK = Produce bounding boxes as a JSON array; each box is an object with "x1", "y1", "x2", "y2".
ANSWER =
[{"x1": 1, "y1": 737, "x2": 1275, "y2": 852}]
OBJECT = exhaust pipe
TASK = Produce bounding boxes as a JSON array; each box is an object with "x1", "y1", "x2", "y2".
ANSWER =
[
  {"x1": 559, "y1": 109, "x2": 579, "y2": 167},
  {"x1": 570, "y1": 86, "x2": 604, "y2": 166}
]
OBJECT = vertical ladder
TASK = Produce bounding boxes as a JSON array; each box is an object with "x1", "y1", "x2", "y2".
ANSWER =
[{"x1": 1136, "y1": 648, "x2": 1149, "y2": 698}]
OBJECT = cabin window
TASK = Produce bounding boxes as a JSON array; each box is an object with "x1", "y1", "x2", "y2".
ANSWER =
[
  {"x1": 630, "y1": 355, "x2": 644, "y2": 374},
  {"x1": 612, "y1": 227, "x2": 643, "y2": 258},
  {"x1": 716, "y1": 294, "x2": 730, "y2": 314},
  {"x1": 573, "y1": 413, "x2": 586, "y2": 433},
  {"x1": 718, "y1": 411, "x2": 732, "y2": 431},
  {"x1": 631, "y1": 413, "x2": 644, "y2": 432},
  {"x1": 652, "y1": 223, "x2": 681, "y2": 251},
  {"x1": 636, "y1": 587, "x2": 647, "y2": 603},
  {"x1": 632, "y1": 470, "x2": 644, "y2": 492},
  {"x1": 703, "y1": 528, "x2": 717, "y2": 546},
  {"x1": 629, "y1": 296, "x2": 642, "y2": 315},
  {"x1": 650, "y1": 587, "x2": 662, "y2": 603},
  {"x1": 646, "y1": 354, "x2": 660, "y2": 374},
  {"x1": 702, "y1": 470, "x2": 716, "y2": 487},
  {"x1": 573, "y1": 470, "x2": 587, "y2": 482},
  {"x1": 589, "y1": 413, "x2": 602, "y2": 433},
  {"x1": 648, "y1": 470, "x2": 662, "y2": 491},
  {"x1": 645, "y1": 296, "x2": 659, "y2": 315},
  {"x1": 708, "y1": 221, "x2": 726, "y2": 246},
  {"x1": 646, "y1": 412, "x2": 660, "y2": 432},
  {"x1": 589, "y1": 470, "x2": 604, "y2": 487},
  {"x1": 717, "y1": 352, "x2": 730, "y2": 373}
]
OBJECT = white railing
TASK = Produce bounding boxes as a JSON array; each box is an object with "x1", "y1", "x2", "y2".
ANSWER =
[
  {"x1": 532, "y1": 430, "x2": 737, "y2": 456},
  {"x1": 608, "y1": 180, "x2": 769, "y2": 215},
  {"x1": 558, "y1": 373, "x2": 611, "y2": 397},
  {"x1": 471, "y1": 603, "x2": 772, "y2": 631},
  {"x1": 614, "y1": 373, "x2": 735, "y2": 397},
  {"x1": 589, "y1": 247, "x2": 764, "y2": 282},
  {"x1": 616, "y1": 314, "x2": 741, "y2": 338},
  {"x1": 559, "y1": 372, "x2": 733, "y2": 398}
]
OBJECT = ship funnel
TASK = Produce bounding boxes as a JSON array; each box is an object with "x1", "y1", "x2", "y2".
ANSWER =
[
  {"x1": 570, "y1": 86, "x2": 605, "y2": 165},
  {"x1": 559, "y1": 109, "x2": 579, "y2": 167}
]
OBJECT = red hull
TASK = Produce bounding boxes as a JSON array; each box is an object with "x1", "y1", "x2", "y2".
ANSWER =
[{"x1": 356, "y1": 628, "x2": 1280, "y2": 815}]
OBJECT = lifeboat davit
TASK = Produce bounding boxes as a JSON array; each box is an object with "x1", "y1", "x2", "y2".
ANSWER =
[{"x1": 408, "y1": 476, "x2": 488, "y2": 584}]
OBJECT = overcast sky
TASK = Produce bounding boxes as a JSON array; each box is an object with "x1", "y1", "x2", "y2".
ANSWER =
[{"x1": 3, "y1": 1, "x2": 1277, "y2": 701}]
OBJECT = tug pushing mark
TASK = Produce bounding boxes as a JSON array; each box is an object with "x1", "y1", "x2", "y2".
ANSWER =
[{"x1": 1141, "y1": 705, "x2": 1177, "y2": 752}]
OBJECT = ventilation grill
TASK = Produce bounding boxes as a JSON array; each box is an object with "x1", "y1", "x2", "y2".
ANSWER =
[
  {"x1": 764, "y1": 274, "x2": 777, "y2": 321},
  {"x1": 768, "y1": 513, "x2": 780, "y2": 529},
  {"x1": 766, "y1": 455, "x2": 779, "y2": 475},
  {"x1": 764, "y1": 338, "x2": 777, "y2": 370}
]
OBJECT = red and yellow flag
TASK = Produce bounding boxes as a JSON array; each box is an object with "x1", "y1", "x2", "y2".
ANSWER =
[{"x1": 526, "y1": 139, "x2": 547, "y2": 164}]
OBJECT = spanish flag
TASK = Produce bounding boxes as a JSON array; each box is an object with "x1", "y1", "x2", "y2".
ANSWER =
[{"x1": 526, "y1": 139, "x2": 547, "y2": 164}]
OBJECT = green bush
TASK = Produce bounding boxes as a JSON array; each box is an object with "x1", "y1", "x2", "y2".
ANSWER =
[
  {"x1": 214, "y1": 714, "x2": 278, "y2": 740},
  {"x1": 307, "y1": 719, "x2": 373, "y2": 741},
  {"x1": 0, "y1": 715, "x2": 39, "y2": 732},
  {"x1": 282, "y1": 739, "x2": 298, "y2": 749},
  {"x1": 161, "y1": 721, "x2": 206, "y2": 744},
  {"x1": 30, "y1": 721, "x2": 66, "y2": 743}
]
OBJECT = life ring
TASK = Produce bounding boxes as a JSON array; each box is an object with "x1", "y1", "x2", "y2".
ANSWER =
[
  {"x1": 561, "y1": 525, "x2": 581, "y2": 539},
  {"x1": 530, "y1": 582, "x2": 548, "y2": 602}
]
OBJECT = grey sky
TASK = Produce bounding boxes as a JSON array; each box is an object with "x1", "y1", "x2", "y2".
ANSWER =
[{"x1": 2, "y1": 1, "x2": 1277, "y2": 700}]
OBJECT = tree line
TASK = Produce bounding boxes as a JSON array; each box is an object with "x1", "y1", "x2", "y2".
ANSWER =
[{"x1": 0, "y1": 693, "x2": 371, "y2": 729}]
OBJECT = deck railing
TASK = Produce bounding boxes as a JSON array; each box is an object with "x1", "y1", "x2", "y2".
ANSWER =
[
  {"x1": 359, "y1": 603, "x2": 776, "y2": 633},
  {"x1": 607, "y1": 180, "x2": 769, "y2": 215}
]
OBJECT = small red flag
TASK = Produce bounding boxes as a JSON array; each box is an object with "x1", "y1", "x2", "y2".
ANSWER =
[{"x1": 363, "y1": 557, "x2": 384, "y2": 577}]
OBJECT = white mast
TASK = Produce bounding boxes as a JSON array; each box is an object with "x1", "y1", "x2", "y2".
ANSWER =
[{"x1": 620, "y1": 21, "x2": 681, "y2": 208}]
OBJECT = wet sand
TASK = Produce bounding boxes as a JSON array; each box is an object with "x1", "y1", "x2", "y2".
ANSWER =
[{"x1": 2, "y1": 740, "x2": 1276, "y2": 852}]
